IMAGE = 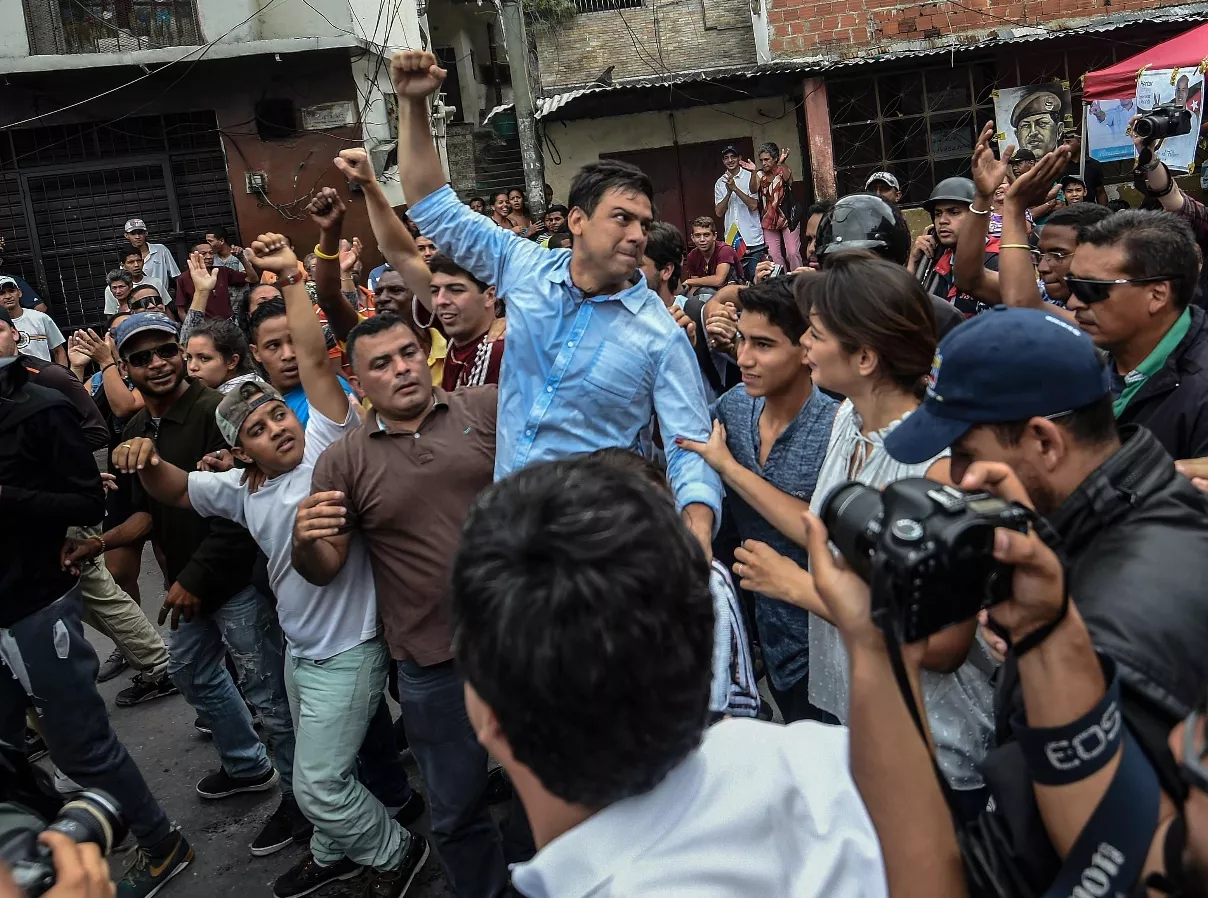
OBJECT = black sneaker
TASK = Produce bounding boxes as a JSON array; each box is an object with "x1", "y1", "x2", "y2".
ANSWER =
[
  {"x1": 117, "y1": 830, "x2": 193, "y2": 898},
  {"x1": 251, "y1": 794, "x2": 311, "y2": 857},
  {"x1": 485, "y1": 767, "x2": 513, "y2": 805},
  {"x1": 393, "y1": 791, "x2": 426, "y2": 827},
  {"x1": 98, "y1": 648, "x2": 129, "y2": 683},
  {"x1": 360, "y1": 834, "x2": 429, "y2": 897},
  {"x1": 194, "y1": 717, "x2": 212, "y2": 737},
  {"x1": 115, "y1": 673, "x2": 179, "y2": 708},
  {"x1": 196, "y1": 766, "x2": 279, "y2": 799},
  {"x1": 272, "y1": 854, "x2": 361, "y2": 898},
  {"x1": 25, "y1": 728, "x2": 47, "y2": 763}
]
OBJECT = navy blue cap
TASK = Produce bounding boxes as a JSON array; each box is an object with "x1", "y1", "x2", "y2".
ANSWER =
[
  {"x1": 113, "y1": 311, "x2": 178, "y2": 353},
  {"x1": 884, "y1": 306, "x2": 1110, "y2": 465}
]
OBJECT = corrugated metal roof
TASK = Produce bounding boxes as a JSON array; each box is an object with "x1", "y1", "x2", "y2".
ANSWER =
[{"x1": 483, "y1": 1, "x2": 1208, "y2": 123}]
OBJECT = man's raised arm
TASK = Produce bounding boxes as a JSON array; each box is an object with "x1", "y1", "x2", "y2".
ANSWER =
[{"x1": 335, "y1": 148, "x2": 433, "y2": 312}]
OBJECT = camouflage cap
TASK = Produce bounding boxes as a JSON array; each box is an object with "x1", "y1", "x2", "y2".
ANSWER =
[
  {"x1": 215, "y1": 377, "x2": 286, "y2": 446},
  {"x1": 1011, "y1": 90, "x2": 1065, "y2": 128}
]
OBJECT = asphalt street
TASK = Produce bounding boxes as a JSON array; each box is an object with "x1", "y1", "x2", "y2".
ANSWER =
[{"x1": 81, "y1": 546, "x2": 454, "y2": 898}]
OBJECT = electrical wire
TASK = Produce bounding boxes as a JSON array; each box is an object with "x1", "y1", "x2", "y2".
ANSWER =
[{"x1": 2, "y1": 0, "x2": 290, "y2": 130}]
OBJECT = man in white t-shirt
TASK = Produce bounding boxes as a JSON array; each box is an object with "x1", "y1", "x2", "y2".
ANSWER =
[
  {"x1": 714, "y1": 145, "x2": 768, "y2": 283},
  {"x1": 113, "y1": 234, "x2": 429, "y2": 898},
  {"x1": 1, "y1": 276, "x2": 65, "y2": 364}
]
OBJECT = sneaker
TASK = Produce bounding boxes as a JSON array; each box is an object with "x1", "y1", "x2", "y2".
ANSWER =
[
  {"x1": 272, "y1": 854, "x2": 360, "y2": 898},
  {"x1": 194, "y1": 717, "x2": 212, "y2": 737},
  {"x1": 251, "y1": 794, "x2": 311, "y2": 857},
  {"x1": 24, "y1": 728, "x2": 47, "y2": 763},
  {"x1": 360, "y1": 834, "x2": 429, "y2": 897},
  {"x1": 485, "y1": 767, "x2": 513, "y2": 805},
  {"x1": 196, "y1": 766, "x2": 279, "y2": 799},
  {"x1": 115, "y1": 673, "x2": 179, "y2": 708},
  {"x1": 97, "y1": 648, "x2": 129, "y2": 683},
  {"x1": 393, "y1": 791, "x2": 426, "y2": 828},
  {"x1": 117, "y1": 830, "x2": 193, "y2": 898}
]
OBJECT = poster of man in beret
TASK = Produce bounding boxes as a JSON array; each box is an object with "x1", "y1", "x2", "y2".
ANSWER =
[{"x1": 993, "y1": 82, "x2": 1074, "y2": 157}]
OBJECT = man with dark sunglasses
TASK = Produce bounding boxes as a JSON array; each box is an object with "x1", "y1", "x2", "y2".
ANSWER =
[
  {"x1": 108, "y1": 312, "x2": 300, "y2": 878},
  {"x1": 1066, "y1": 210, "x2": 1208, "y2": 460}
]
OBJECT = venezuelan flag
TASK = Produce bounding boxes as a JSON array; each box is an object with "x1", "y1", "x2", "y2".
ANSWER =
[{"x1": 725, "y1": 222, "x2": 747, "y2": 260}]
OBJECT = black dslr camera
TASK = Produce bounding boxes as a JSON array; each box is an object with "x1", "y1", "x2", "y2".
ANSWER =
[
  {"x1": 1133, "y1": 104, "x2": 1194, "y2": 141},
  {"x1": 820, "y1": 478, "x2": 1031, "y2": 643},
  {"x1": 0, "y1": 741, "x2": 125, "y2": 896}
]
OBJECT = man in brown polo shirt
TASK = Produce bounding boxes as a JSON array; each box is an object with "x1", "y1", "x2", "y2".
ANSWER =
[{"x1": 293, "y1": 312, "x2": 507, "y2": 898}]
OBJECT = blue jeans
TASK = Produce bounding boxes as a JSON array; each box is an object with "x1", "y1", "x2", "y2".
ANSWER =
[
  {"x1": 0, "y1": 585, "x2": 172, "y2": 848},
  {"x1": 396, "y1": 660, "x2": 507, "y2": 898},
  {"x1": 168, "y1": 585, "x2": 294, "y2": 789},
  {"x1": 741, "y1": 244, "x2": 769, "y2": 283}
]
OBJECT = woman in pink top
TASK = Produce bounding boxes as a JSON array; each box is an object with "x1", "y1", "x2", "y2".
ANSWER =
[{"x1": 747, "y1": 143, "x2": 803, "y2": 270}]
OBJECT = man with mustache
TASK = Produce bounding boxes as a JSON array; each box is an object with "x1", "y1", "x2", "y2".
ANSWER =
[{"x1": 1011, "y1": 89, "x2": 1066, "y2": 157}]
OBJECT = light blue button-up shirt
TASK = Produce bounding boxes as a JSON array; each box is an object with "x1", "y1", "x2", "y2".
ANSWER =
[{"x1": 408, "y1": 185, "x2": 722, "y2": 521}]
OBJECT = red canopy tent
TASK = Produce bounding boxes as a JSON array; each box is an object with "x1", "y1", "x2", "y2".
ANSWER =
[{"x1": 1083, "y1": 22, "x2": 1208, "y2": 100}]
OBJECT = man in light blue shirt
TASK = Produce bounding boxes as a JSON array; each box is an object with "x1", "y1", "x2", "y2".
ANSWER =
[{"x1": 392, "y1": 50, "x2": 722, "y2": 551}]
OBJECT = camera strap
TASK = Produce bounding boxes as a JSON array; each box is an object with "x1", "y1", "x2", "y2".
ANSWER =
[{"x1": 1039, "y1": 731, "x2": 1160, "y2": 898}]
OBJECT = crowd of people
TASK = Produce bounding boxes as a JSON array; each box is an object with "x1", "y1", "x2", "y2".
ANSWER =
[{"x1": 4, "y1": 47, "x2": 1208, "y2": 898}]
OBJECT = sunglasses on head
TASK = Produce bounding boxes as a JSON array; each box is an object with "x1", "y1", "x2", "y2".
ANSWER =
[
  {"x1": 124, "y1": 342, "x2": 180, "y2": 368},
  {"x1": 129, "y1": 296, "x2": 163, "y2": 311},
  {"x1": 1063, "y1": 275, "x2": 1182, "y2": 305}
]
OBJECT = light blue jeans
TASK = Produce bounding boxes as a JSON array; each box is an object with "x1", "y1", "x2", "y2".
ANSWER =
[
  {"x1": 285, "y1": 637, "x2": 406, "y2": 869},
  {"x1": 167, "y1": 585, "x2": 294, "y2": 789}
]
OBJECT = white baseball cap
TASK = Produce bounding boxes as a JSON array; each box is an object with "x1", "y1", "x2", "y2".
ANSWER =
[
  {"x1": 124, "y1": 218, "x2": 148, "y2": 234},
  {"x1": 865, "y1": 171, "x2": 901, "y2": 191}
]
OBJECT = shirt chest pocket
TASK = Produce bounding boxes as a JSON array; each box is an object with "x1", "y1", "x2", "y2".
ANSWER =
[{"x1": 583, "y1": 342, "x2": 649, "y2": 402}]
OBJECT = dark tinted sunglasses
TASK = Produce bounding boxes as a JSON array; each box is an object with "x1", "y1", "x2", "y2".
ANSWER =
[
  {"x1": 124, "y1": 342, "x2": 180, "y2": 368},
  {"x1": 1063, "y1": 275, "x2": 1182, "y2": 305},
  {"x1": 129, "y1": 297, "x2": 164, "y2": 311}
]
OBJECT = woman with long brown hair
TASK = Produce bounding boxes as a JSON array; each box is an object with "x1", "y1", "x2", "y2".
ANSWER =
[{"x1": 680, "y1": 254, "x2": 995, "y2": 819}]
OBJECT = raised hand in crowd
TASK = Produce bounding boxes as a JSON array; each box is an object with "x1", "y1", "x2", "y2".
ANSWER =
[
  {"x1": 334, "y1": 146, "x2": 432, "y2": 312},
  {"x1": 305, "y1": 186, "x2": 360, "y2": 343},
  {"x1": 70, "y1": 327, "x2": 115, "y2": 368},
  {"x1": 187, "y1": 250, "x2": 219, "y2": 298},
  {"x1": 338, "y1": 237, "x2": 361, "y2": 279},
  {"x1": 970, "y1": 121, "x2": 1014, "y2": 199}
]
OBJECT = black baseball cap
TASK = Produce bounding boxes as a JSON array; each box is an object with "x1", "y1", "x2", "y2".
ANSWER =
[
  {"x1": 721, "y1": 145, "x2": 741, "y2": 157},
  {"x1": 884, "y1": 307, "x2": 1109, "y2": 464}
]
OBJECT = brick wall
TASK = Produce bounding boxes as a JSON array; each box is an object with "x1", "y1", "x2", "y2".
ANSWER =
[
  {"x1": 534, "y1": 0, "x2": 757, "y2": 91},
  {"x1": 767, "y1": 0, "x2": 1170, "y2": 59}
]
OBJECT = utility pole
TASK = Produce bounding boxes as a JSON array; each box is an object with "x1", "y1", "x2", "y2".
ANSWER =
[{"x1": 498, "y1": 0, "x2": 546, "y2": 216}]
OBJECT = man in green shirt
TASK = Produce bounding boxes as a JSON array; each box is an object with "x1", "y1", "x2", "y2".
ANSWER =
[{"x1": 1065, "y1": 209, "x2": 1208, "y2": 460}]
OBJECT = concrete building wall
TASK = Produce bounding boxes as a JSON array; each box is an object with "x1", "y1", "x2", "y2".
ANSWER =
[
  {"x1": 427, "y1": 0, "x2": 513, "y2": 125},
  {"x1": 767, "y1": 0, "x2": 1173, "y2": 59},
  {"x1": 258, "y1": 0, "x2": 352, "y2": 40},
  {"x1": 0, "y1": 50, "x2": 383, "y2": 268},
  {"x1": 534, "y1": 0, "x2": 757, "y2": 91},
  {"x1": 540, "y1": 96, "x2": 799, "y2": 201},
  {"x1": 0, "y1": 0, "x2": 31, "y2": 57}
]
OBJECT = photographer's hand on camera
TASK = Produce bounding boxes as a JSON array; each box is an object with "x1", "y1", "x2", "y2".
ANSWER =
[
  {"x1": 0, "y1": 833, "x2": 115, "y2": 898},
  {"x1": 1131, "y1": 115, "x2": 1185, "y2": 213}
]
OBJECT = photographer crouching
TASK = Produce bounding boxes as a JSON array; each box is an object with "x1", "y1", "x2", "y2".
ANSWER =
[{"x1": 833, "y1": 305, "x2": 1208, "y2": 896}]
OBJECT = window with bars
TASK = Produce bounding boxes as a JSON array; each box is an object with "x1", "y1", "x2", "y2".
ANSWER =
[
  {"x1": 829, "y1": 64, "x2": 997, "y2": 207},
  {"x1": 0, "y1": 112, "x2": 237, "y2": 329},
  {"x1": 574, "y1": 0, "x2": 641, "y2": 13}
]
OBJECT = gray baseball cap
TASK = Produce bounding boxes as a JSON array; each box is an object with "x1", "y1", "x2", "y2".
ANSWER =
[{"x1": 216, "y1": 378, "x2": 286, "y2": 446}]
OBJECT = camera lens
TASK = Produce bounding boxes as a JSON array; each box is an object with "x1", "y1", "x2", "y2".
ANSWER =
[
  {"x1": 1133, "y1": 114, "x2": 1160, "y2": 140},
  {"x1": 819, "y1": 481, "x2": 883, "y2": 582},
  {"x1": 50, "y1": 791, "x2": 126, "y2": 854}
]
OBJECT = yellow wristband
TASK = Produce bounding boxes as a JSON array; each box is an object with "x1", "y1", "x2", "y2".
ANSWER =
[
  {"x1": 313, "y1": 244, "x2": 339, "y2": 261},
  {"x1": 999, "y1": 244, "x2": 1033, "y2": 250}
]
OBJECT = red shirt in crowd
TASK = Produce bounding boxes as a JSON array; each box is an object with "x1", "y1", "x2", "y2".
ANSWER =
[{"x1": 683, "y1": 242, "x2": 738, "y2": 283}]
